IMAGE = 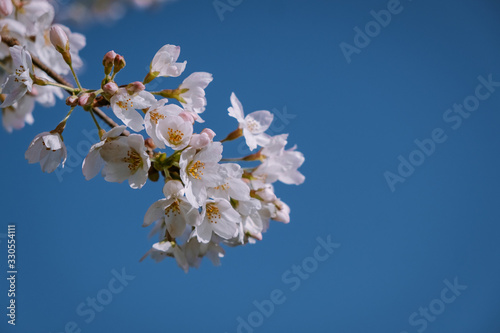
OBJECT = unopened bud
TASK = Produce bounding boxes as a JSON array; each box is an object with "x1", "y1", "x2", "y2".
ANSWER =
[
  {"x1": 103, "y1": 81, "x2": 118, "y2": 96},
  {"x1": 144, "y1": 137, "x2": 156, "y2": 150},
  {"x1": 126, "y1": 81, "x2": 145, "y2": 95},
  {"x1": 103, "y1": 50, "x2": 116, "y2": 75},
  {"x1": 189, "y1": 133, "x2": 210, "y2": 149},
  {"x1": 248, "y1": 232, "x2": 263, "y2": 241},
  {"x1": 179, "y1": 111, "x2": 195, "y2": 124},
  {"x1": 66, "y1": 95, "x2": 78, "y2": 106},
  {"x1": 273, "y1": 200, "x2": 290, "y2": 224},
  {"x1": 50, "y1": 25, "x2": 71, "y2": 64},
  {"x1": 163, "y1": 180, "x2": 184, "y2": 198},
  {"x1": 78, "y1": 93, "x2": 91, "y2": 107},
  {"x1": 201, "y1": 128, "x2": 216, "y2": 140},
  {"x1": 113, "y1": 55, "x2": 126, "y2": 74},
  {"x1": 0, "y1": 0, "x2": 13, "y2": 16}
]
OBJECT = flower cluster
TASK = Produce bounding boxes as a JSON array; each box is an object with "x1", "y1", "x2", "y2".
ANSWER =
[
  {"x1": 1, "y1": 0, "x2": 305, "y2": 272},
  {"x1": 0, "y1": 0, "x2": 85, "y2": 132}
]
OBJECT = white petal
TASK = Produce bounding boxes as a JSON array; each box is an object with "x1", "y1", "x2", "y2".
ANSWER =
[
  {"x1": 82, "y1": 148, "x2": 104, "y2": 180},
  {"x1": 246, "y1": 110, "x2": 274, "y2": 134},
  {"x1": 228, "y1": 92, "x2": 245, "y2": 123},
  {"x1": 195, "y1": 221, "x2": 213, "y2": 244},
  {"x1": 143, "y1": 199, "x2": 170, "y2": 227}
]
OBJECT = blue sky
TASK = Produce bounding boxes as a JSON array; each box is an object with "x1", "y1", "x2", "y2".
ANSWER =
[{"x1": 2, "y1": 0, "x2": 500, "y2": 332}]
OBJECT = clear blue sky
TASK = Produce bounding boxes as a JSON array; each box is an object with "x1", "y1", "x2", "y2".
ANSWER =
[{"x1": 2, "y1": 0, "x2": 500, "y2": 332}]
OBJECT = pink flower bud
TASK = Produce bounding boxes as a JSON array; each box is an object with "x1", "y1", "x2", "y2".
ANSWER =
[
  {"x1": 250, "y1": 232, "x2": 263, "y2": 241},
  {"x1": 103, "y1": 50, "x2": 116, "y2": 75},
  {"x1": 273, "y1": 200, "x2": 290, "y2": 224},
  {"x1": 0, "y1": 0, "x2": 13, "y2": 16},
  {"x1": 144, "y1": 137, "x2": 156, "y2": 150},
  {"x1": 66, "y1": 95, "x2": 78, "y2": 106},
  {"x1": 114, "y1": 55, "x2": 126, "y2": 73},
  {"x1": 78, "y1": 93, "x2": 91, "y2": 107},
  {"x1": 179, "y1": 111, "x2": 195, "y2": 124},
  {"x1": 103, "y1": 82, "x2": 118, "y2": 95},
  {"x1": 103, "y1": 51, "x2": 116, "y2": 66},
  {"x1": 189, "y1": 133, "x2": 210, "y2": 149},
  {"x1": 50, "y1": 25, "x2": 69, "y2": 53},
  {"x1": 201, "y1": 128, "x2": 216, "y2": 140},
  {"x1": 126, "y1": 81, "x2": 145, "y2": 95}
]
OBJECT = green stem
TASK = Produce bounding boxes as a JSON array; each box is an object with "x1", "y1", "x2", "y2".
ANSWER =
[
  {"x1": 43, "y1": 81, "x2": 79, "y2": 93},
  {"x1": 53, "y1": 107, "x2": 75, "y2": 134},
  {"x1": 89, "y1": 108, "x2": 103, "y2": 135},
  {"x1": 61, "y1": 107, "x2": 75, "y2": 123},
  {"x1": 69, "y1": 64, "x2": 83, "y2": 91}
]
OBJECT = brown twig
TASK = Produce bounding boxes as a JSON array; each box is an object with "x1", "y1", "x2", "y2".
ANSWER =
[{"x1": 0, "y1": 35, "x2": 130, "y2": 136}]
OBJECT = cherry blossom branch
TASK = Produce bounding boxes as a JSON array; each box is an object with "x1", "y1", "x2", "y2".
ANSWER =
[{"x1": 0, "y1": 35, "x2": 129, "y2": 136}]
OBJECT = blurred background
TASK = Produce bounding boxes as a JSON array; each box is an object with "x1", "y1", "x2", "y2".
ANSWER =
[{"x1": 1, "y1": 0, "x2": 500, "y2": 332}]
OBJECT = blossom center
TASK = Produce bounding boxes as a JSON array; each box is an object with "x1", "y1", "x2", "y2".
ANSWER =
[
  {"x1": 149, "y1": 111, "x2": 165, "y2": 124},
  {"x1": 214, "y1": 183, "x2": 229, "y2": 191},
  {"x1": 167, "y1": 128, "x2": 184, "y2": 145},
  {"x1": 117, "y1": 98, "x2": 134, "y2": 110},
  {"x1": 123, "y1": 150, "x2": 142, "y2": 172},
  {"x1": 206, "y1": 203, "x2": 221, "y2": 224},
  {"x1": 188, "y1": 160, "x2": 205, "y2": 180},
  {"x1": 246, "y1": 119, "x2": 260, "y2": 133},
  {"x1": 14, "y1": 65, "x2": 27, "y2": 83},
  {"x1": 165, "y1": 200, "x2": 181, "y2": 217}
]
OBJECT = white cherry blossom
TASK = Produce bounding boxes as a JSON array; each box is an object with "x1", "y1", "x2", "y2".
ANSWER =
[
  {"x1": 155, "y1": 115, "x2": 193, "y2": 150},
  {"x1": 179, "y1": 142, "x2": 224, "y2": 207},
  {"x1": 1, "y1": 46, "x2": 34, "y2": 108},
  {"x1": 16, "y1": 0, "x2": 54, "y2": 36},
  {"x1": 148, "y1": 44, "x2": 186, "y2": 79},
  {"x1": 2, "y1": 95, "x2": 35, "y2": 132},
  {"x1": 110, "y1": 87, "x2": 156, "y2": 132},
  {"x1": 178, "y1": 72, "x2": 213, "y2": 114},
  {"x1": 185, "y1": 238, "x2": 225, "y2": 268},
  {"x1": 82, "y1": 126, "x2": 126, "y2": 180},
  {"x1": 207, "y1": 163, "x2": 250, "y2": 202},
  {"x1": 25, "y1": 131, "x2": 67, "y2": 173},
  {"x1": 228, "y1": 92, "x2": 274, "y2": 151},
  {"x1": 254, "y1": 134, "x2": 305, "y2": 185},
  {"x1": 144, "y1": 241, "x2": 189, "y2": 272},
  {"x1": 193, "y1": 198, "x2": 241, "y2": 243},
  {"x1": 143, "y1": 180, "x2": 199, "y2": 238},
  {"x1": 99, "y1": 133, "x2": 151, "y2": 189},
  {"x1": 144, "y1": 100, "x2": 184, "y2": 148}
]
